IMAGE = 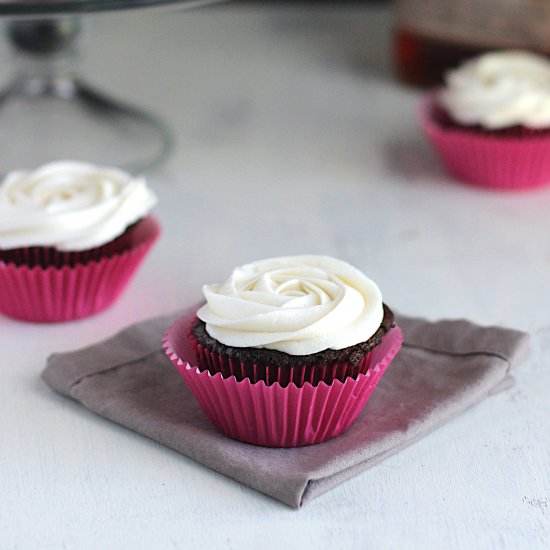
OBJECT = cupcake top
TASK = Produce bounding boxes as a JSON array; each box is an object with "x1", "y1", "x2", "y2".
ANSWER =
[
  {"x1": 196, "y1": 255, "x2": 385, "y2": 356},
  {"x1": 440, "y1": 50, "x2": 550, "y2": 129},
  {"x1": 0, "y1": 161, "x2": 157, "y2": 251}
]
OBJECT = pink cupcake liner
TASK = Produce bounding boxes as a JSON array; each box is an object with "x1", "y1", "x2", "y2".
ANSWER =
[
  {"x1": 419, "y1": 94, "x2": 550, "y2": 191},
  {"x1": 189, "y1": 331, "x2": 378, "y2": 388},
  {"x1": 163, "y1": 312, "x2": 403, "y2": 447},
  {"x1": 0, "y1": 216, "x2": 160, "y2": 323}
]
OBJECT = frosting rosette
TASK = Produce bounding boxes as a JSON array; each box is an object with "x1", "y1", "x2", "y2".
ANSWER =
[
  {"x1": 196, "y1": 255, "x2": 384, "y2": 355},
  {"x1": 0, "y1": 160, "x2": 157, "y2": 251},
  {"x1": 441, "y1": 51, "x2": 550, "y2": 130}
]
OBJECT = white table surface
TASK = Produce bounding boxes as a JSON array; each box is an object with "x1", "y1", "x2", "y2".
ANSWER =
[{"x1": 1, "y1": 4, "x2": 549, "y2": 549}]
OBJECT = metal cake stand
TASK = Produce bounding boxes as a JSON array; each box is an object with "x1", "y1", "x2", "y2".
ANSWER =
[{"x1": 0, "y1": 0, "x2": 222, "y2": 174}]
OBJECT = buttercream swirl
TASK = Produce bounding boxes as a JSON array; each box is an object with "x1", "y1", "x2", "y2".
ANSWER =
[
  {"x1": 0, "y1": 161, "x2": 157, "y2": 251},
  {"x1": 197, "y1": 255, "x2": 384, "y2": 355},
  {"x1": 441, "y1": 51, "x2": 550, "y2": 129}
]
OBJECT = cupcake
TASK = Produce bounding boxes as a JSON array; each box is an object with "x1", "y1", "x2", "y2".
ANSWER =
[
  {"x1": 163, "y1": 255, "x2": 402, "y2": 447},
  {"x1": 0, "y1": 160, "x2": 160, "y2": 322},
  {"x1": 420, "y1": 50, "x2": 550, "y2": 190}
]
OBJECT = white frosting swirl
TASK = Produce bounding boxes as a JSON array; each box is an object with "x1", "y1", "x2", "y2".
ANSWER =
[
  {"x1": 197, "y1": 255, "x2": 384, "y2": 356},
  {"x1": 441, "y1": 51, "x2": 550, "y2": 129},
  {"x1": 0, "y1": 161, "x2": 157, "y2": 251}
]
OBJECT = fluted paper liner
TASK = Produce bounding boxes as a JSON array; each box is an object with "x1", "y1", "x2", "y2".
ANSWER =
[
  {"x1": 163, "y1": 312, "x2": 403, "y2": 447},
  {"x1": 0, "y1": 216, "x2": 160, "y2": 323},
  {"x1": 420, "y1": 94, "x2": 550, "y2": 191}
]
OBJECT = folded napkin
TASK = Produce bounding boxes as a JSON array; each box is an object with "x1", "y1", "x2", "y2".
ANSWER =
[{"x1": 42, "y1": 308, "x2": 530, "y2": 508}]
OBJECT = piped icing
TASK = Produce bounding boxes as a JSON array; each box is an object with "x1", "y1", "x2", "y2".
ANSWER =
[
  {"x1": 441, "y1": 51, "x2": 550, "y2": 130},
  {"x1": 0, "y1": 160, "x2": 157, "y2": 251},
  {"x1": 197, "y1": 255, "x2": 384, "y2": 356}
]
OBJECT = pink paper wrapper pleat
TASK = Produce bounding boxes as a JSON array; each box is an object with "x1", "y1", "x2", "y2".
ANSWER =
[
  {"x1": 419, "y1": 95, "x2": 550, "y2": 191},
  {"x1": 163, "y1": 313, "x2": 403, "y2": 447},
  {"x1": 0, "y1": 216, "x2": 160, "y2": 323},
  {"x1": 189, "y1": 331, "x2": 378, "y2": 388}
]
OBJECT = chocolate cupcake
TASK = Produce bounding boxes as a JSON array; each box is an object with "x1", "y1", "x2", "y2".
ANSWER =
[
  {"x1": 420, "y1": 50, "x2": 550, "y2": 190},
  {"x1": 164, "y1": 255, "x2": 403, "y2": 447},
  {"x1": 0, "y1": 160, "x2": 160, "y2": 322}
]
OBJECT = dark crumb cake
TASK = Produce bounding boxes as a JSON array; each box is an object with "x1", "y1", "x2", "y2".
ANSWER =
[
  {"x1": 189, "y1": 304, "x2": 394, "y2": 387},
  {"x1": 430, "y1": 101, "x2": 550, "y2": 138}
]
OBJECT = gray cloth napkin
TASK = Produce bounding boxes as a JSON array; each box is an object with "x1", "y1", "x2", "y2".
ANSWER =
[{"x1": 42, "y1": 308, "x2": 530, "y2": 509}]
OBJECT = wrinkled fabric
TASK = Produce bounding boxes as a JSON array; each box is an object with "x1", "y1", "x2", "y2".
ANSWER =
[{"x1": 42, "y1": 307, "x2": 530, "y2": 508}]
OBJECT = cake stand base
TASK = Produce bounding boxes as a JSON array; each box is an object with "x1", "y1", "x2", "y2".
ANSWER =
[{"x1": 0, "y1": 18, "x2": 172, "y2": 176}]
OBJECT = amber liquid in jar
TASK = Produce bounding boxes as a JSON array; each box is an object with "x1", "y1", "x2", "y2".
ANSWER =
[
  {"x1": 394, "y1": 28, "x2": 492, "y2": 87},
  {"x1": 394, "y1": 0, "x2": 550, "y2": 87}
]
